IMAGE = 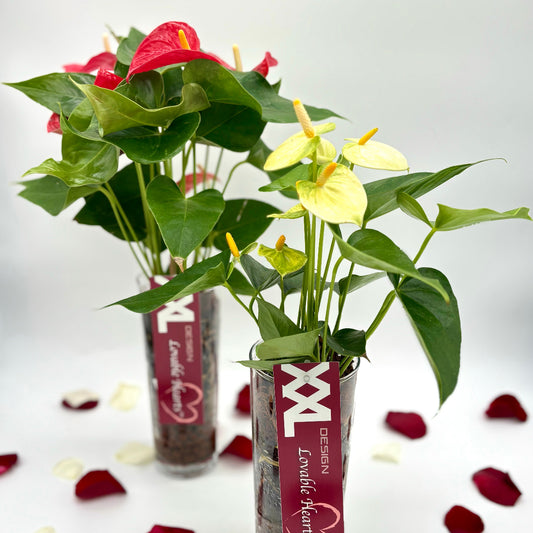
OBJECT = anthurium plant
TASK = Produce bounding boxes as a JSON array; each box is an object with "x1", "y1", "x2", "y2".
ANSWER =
[
  {"x1": 7, "y1": 21, "x2": 338, "y2": 280},
  {"x1": 113, "y1": 94, "x2": 532, "y2": 406}
]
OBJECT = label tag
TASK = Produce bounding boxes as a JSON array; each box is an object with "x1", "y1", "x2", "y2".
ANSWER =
[
  {"x1": 150, "y1": 277, "x2": 204, "y2": 425},
  {"x1": 274, "y1": 362, "x2": 345, "y2": 533}
]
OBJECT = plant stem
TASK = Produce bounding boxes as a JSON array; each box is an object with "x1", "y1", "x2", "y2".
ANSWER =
[
  {"x1": 279, "y1": 277, "x2": 286, "y2": 313},
  {"x1": 322, "y1": 256, "x2": 343, "y2": 361},
  {"x1": 413, "y1": 228, "x2": 437, "y2": 264},
  {"x1": 315, "y1": 219, "x2": 325, "y2": 314},
  {"x1": 213, "y1": 148, "x2": 224, "y2": 188},
  {"x1": 224, "y1": 281, "x2": 259, "y2": 326},
  {"x1": 164, "y1": 159, "x2": 173, "y2": 178},
  {"x1": 222, "y1": 160, "x2": 247, "y2": 195},
  {"x1": 333, "y1": 263, "x2": 354, "y2": 333},
  {"x1": 202, "y1": 146, "x2": 209, "y2": 190},
  {"x1": 192, "y1": 141, "x2": 198, "y2": 195}
]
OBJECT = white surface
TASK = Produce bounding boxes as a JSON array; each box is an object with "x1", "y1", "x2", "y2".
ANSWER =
[{"x1": 1, "y1": 1, "x2": 532, "y2": 532}]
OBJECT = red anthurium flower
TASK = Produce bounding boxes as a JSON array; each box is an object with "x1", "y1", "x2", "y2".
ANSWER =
[
  {"x1": 63, "y1": 51, "x2": 117, "y2": 73},
  {"x1": 485, "y1": 394, "x2": 527, "y2": 421},
  {"x1": 385, "y1": 411, "x2": 427, "y2": 439},
  {"x1": 0, "y1": 454, "x2": 18, "y2": 475},
  {"x1": 181, "y1": 165, "x2": 219, "y2": 193},
  {"x1": 252, "y1": 51, "x2": 278, "y2": 77},
  {"x1": 444, "y1": 505, "x2": 484, "y2": 533},
  {"x1": 472, "y1": 467, "x2": 522, "y2": 506},
  {"x1": 221, "y1": 435, "x2": 253, "y2": 460},
  {"x1": 94, "y1": 68, "x2": 123, "y2": 90},
  {"x1": 127, "y1": 21, "x2": 229, "y2": 80},
  {"x1": 235, "y1": 384, "x2": 251, "y2": 414},
  {"x1": 47, "y1": 113, "x2": 62, "y2": 134},
  {"x1": 75, "y1": 469, "x2": 126, "y2": 500},
  {"x1": 148, "y1": 526, "x2": 194, "y2": 533}
]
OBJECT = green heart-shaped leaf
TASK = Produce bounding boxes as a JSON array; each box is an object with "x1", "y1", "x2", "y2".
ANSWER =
[
  {"x1": 434, "y1": 205, "x2": 531, "y2": 231},
  {"x1": 146, "y1": 176, "x2": 225, "y2": 259},
  {"x1": 256, "y1": 329, "x2": 321, "y2": 360},
  {"x1": 256, "y1": 300, "x2": 301, "y2": 341}
]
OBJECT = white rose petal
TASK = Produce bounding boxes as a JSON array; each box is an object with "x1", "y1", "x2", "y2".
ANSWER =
[
  {"x1": 109, "y1": 383, "x2": 141, "y2": 411},
  {"x1": 115, "y1": 442, "x2": 155, "y2": 465},
  {"x1": 62, "y1": 389, "x2": 99, "y2": 408},
  {"x1": 371, "y1": 442, "x2": 402, "y2": 463},
  {"x1": 52, "y1": 457, "x2": 84, "y2": 480}
]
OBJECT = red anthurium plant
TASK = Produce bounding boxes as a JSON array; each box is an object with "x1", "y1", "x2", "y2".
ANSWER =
[
  {"x1": 115, "y1": 95, "x2": 531, "y2": 407},
  {"x1": 6, "y1": 22, "x2": 337, "y2": 284}
]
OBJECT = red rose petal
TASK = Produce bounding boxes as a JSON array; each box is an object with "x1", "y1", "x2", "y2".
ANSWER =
[
  {"x1": 148, "y1": 526, "x2": 194, "y2": 533},
  {"x1": 235, "y1": 384, "x2": 250, "y2": 414},
  {"x1": 75, "y1": 469, "x2": 126, "y2": 500},
  {"x1": 444, "y1": 505, "x2": 484, "y2": 533},
  {"x1": 472, "y1": 467, "x2": 521, "y2": 506},
  {"x1": 94, "y1": 68, "x2": 123, "y2": 90},
  {"x1": 221, "y1": 435, "x2": 253, "y2": 460},
  {"x1": 47, "y1": 113, "x2": 62, "y2": 134},
  {"x1": 62, "y1": 399, "x2": 99, "y2": 410},
  {"x1": 0, "y1": 454, "x2": 18, "y2": 476},
  {"x1": 63, "y1": 51, "x2": 117, "y2": 73},
  {"x1": 385, "y1": 411, "x2": 427, "y2": 439},
  {"x1": 485, "y1": 394, "x2": 527, "y2": 422}
]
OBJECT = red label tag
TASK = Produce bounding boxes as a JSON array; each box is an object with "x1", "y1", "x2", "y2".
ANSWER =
[
  {"x1": 150, "y1": 277, "x2": 204, "y2": 425},
  {"x1": 274, "y1": 362, "x2": 345, "y2": 533}
]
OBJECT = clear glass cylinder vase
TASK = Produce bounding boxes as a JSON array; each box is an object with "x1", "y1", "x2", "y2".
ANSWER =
[
  {"x1": 142, "y1": 289, "x2": 219, "y2": 477},
  {"x1": 250, "y1": 345, "x2": 359, "y2": 533}
]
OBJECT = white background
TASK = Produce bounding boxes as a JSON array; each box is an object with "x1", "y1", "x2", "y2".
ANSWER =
[{"x1": 1, "y1": 1, "x2": 532, "y2": 531}]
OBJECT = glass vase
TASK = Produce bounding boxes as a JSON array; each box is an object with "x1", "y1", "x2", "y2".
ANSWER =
[
  {"x1": 249, "y1": 344, "x2": 359, "y2": 533},
  {"x1": 142, "y1": 289, "x2": 219, "y2": 477}
]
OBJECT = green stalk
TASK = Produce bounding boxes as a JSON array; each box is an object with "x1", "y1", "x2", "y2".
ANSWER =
[
  {"x1": 222, "y1": 160, "x2": 247, "y2": 195},
  {"x1": 315, "y1": 219, "x2": 325, "y2": 314},
  {"x1": 318, "y1": 237, "x2": 335, "y2": 309},
  {"x1": 224, "y1": 281, "x2": 259, "y2": 326},
  {"x1": 333, "y1": 263, "x2": 354, "y2": 333},
  {"x1": 213, "y1": 148, "x2": 224, "y2": 188},
  {"x1": 280, "y1": 277, "x2": 285, "y2": 313},
  {"x1": 164, "y1": 159, "x2": 173, "y2": 178},
  {"x1": 307, "y1": 214, "x2": 317, "y2": 329},
  {"x1": 413, "y1": 228, "x2": 437, "y2": 264},
  {"x1": 202, "y1": 146, "x2": 210, "y2": 190},
  {"x1": 321, "y1": 256, "x2": 343, "y2": 361}
]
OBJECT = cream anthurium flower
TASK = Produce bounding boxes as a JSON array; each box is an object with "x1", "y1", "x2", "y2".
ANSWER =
[
  {"x1": 342, "y1": 127, "x2": 409, "y2": 171},
  {"x1": 258, "y1": 235, "x2": 307, "y2": 278},
  {"x1": 264, "y1": 98, "x2": 336, "y2": 171},
  {"x1": 316, "y1": 138, "x2": 336, "y2": 164},
  {"x1": 296, "y1": 162, "x2": 367, "y2": 226}
]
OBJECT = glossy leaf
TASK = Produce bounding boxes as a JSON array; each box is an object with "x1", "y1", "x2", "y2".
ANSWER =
[
  {"x1": 392, "y1": 267, "x2": 461, "y2": 406},
  {"x1": 104, "y1": 113, "x2": 200, "y2": 164},
  {"x1": 336, "y1": 272, "x2": 386, "y2": 295},
  {"x1": 239, "y1": 357, "x2": 304, "y2": 371},
  {"x1": 75, "y1": 81, "x2": 209, "y2": 135},
  {"x1": 115, "y1": 27, "x2": 146, "y2": 67},
  {"x1": 18, "y1": 175, "x2": 95, "y2": 216},
  {"x1": 227, "y1": 268, "x2": 256, "y2": 296},
  {"x1": 240, "y1": 254, "x2": 280, "y2": 291},
  {"x1": 211, "y1": 199, "x2": 280, "y2": 250},
  {"x1": 397, "y1": 192, "x2": 433, "y2": 227},
  {"x1": 256, "y1": 300, "x2": 301, "y2": 340},
  {"x1": 75, "y1": 163, "x2": 149, "y2": 241},
  {"x1": 333, "y1": 228, "x2": 449, "y2": 301},
  {"x1": 116, "y1": 71, "x2": 165, "y2": 109},
  {"x1": 327, "y1": 328, "x2": 366, "y2": 357},
  {"x1": 364, "y1": 162, "x2": 486, "y2": 222},
  {"x1": 259, "y1": 164, "x2": 311, "y2": 192},
  {"x1": 146, "y1": 176, "x2": 224, "y2": 258},
  {"x1": 434, "y1": 205, "x2": 531, "y2": 231},
  {"x1": 256, "y1": 329, "x2": 321, "y2": 360},
  {"x1": 24, "y1": 132, "x2": 119, "y2": 187},
  {"x1": 110, "y1": 252, "x2": 230, "y2": 313},
  {"x1": 5, "y1": 72, "x2": 95, "y2": 114}
]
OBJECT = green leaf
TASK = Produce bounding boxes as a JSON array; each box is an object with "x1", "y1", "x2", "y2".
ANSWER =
[
  {"x1": 333, "y1": 228, "x2": 449, "y2": 301},
  {"x1": 240, "y1": 254, "x2": 280, "y2": 291},
  {"x1": 146, "y1": 176, "x2": 225, "y2": 258},
  {"x1": 256, "y1": 300, "x2": 301, "y2": 341},
  {"x1": 364, "y1": 161, "x2": 487, "y2": 222},
  {"x1": 109, "y1": 252, "x2": 230, "y2": 313},
  {"x1": 256, "y1": 329, "x2": 321, "y2": 360},
  {"x1": 104, "y1": 113, "x2": 200, "y2": 164},
  {"x1": 74, "y1": 163, "x2": 149, "y2": 240},
  {"x1": 24, "y1": 132, "x2": 119, "y2": 187},
  {"x1": 335, "y1": 272, "x2": 386, "y2": 295},
  {"x1": 327, "y1": 328, "x2": 366, "y2": 357},
  {"x1": 75, "y1": 81, "x2": 209, "y2": 135},
  {"x1": 434, "y1": 205, "x2": 531, "y2": 231},
  {"x1": 397, "y1": 192, "x2": 433, "y2": 227},
  {"x1": 227, "y1": 268, "x2": 256, "y2": 296},
  {"x1": 115, "y1": 27, "x2": 146, "y2": 66},
  {"x1": 258, "y1": 164, "x2": 311, "y2": 192},
  {"x1": 162, "y1": 67, "x2": 185, "y2": 104},
  {"x1": 5, "y1": 72, "x2": 95, "y2": 114},
  {"x1": 211, "y1": 199, "x2": 280, "y2": 250},
  {"x1": 238, "y1": 358, "x2": 304, "y2": 371},
  {"x1": 116, "y1": 71, "x2": 165, "y2": 109},
  {"x1": 18, "y1": 175, "x2": 96, "y2": 216},
  {"x1": 392, "y1": 268, "x2": 461, "y2": 406}
]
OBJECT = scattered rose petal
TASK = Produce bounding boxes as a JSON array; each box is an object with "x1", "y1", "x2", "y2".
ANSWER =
[
  {"x1": 221, "y1": 435, "x2": 253, "y2": 460},
  {"x1": 63, "y1": 51, "x2": 117, "y2": 73},
  {"x1": 235, "y1": 384, "x2": 250, "y2": 414},
  {"x1": 34, "y1": 527, "x2": 56, "y2": 533},
  {"x1": 485, "y1": 394, "x2": 527, "y2": 422},
  {"x1": 47, "y1": 113, "x2": 62, "y2": 134},
  {"x1": 62, "y1": 389, "x2": 100, "y2": 410},
  {"x1": 371, "y1": 442, "x2": 402, "y2": 463},
  {"x1": 94, "y1": 68, "x2": 123, "y2": 90},
  {"x1": 115, "y1": 442, "x2": 155, "y2": 465},
  {"x1": 0, "y1": 454, "x2": 18, "y2": 475},
  {"x1": 385, "y1": 411, "x2": 427, "y2": 439},
  {"x1": 75, "y1": 469, "x2": 126, "y2": 500},
  {"x1": 148, "y1": 526, "x2": 194, "y2": 533},
  {"x1": 444, "y1": 505, "x2": 484, "y2": 533},
  {"x1": 472, "y1": 467, "x2": 521, "y2": 506},
  {"x1": 109, "y1": 383, "x2": 141, "y2": 411},
  {"x1": 52, "y1": 457, "x2": 84, "y2": 480}
]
